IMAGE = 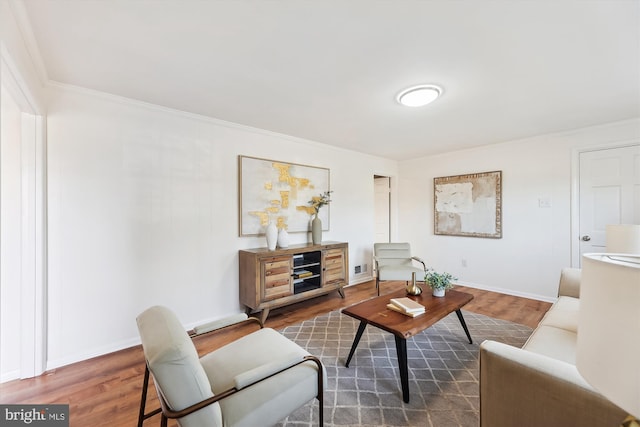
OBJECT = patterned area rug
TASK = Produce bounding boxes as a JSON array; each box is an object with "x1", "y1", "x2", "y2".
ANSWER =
[{"x1": 274, "y1": 308, "x2": 532, "y2": 427}]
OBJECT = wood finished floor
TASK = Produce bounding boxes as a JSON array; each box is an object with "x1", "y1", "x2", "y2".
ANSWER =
[{"x1": 0, "y1": 280, "x2": 552, "y2": 426}]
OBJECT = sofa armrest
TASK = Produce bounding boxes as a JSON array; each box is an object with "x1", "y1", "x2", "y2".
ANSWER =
[
  {"x1": 558, "y1": 267, "x2": 581, "y2": 298},
  {"x1": 479, "y1": 340, "x2": 626, "y2": 427}
]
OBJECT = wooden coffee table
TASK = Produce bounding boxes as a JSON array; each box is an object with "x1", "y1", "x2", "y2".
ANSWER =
[{"x1": 342, "y1": 288, "x2": 474, "y2": 403}]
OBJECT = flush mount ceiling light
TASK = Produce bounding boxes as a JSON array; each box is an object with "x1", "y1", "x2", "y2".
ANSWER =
[{"x1": 397, "y1": 84, "x2": 442, "y2": 107}]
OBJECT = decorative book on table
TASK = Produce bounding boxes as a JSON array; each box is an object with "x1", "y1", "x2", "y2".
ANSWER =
[
  {"x1": 386, "y1": 303, "x2": 425, "y2": 317},
  {"x1": 388, "y1": 297, "x2": 425, "y2": 317}
]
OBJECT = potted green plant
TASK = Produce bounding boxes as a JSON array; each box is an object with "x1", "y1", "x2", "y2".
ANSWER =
[{"x1": 424, "y1": 269, "x2": 456, "y2": 297}]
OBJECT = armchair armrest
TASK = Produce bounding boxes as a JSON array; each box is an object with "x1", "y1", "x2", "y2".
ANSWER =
[
  {"x1": 233, "y1": 352, "x2": 303, "y2": 390},
  {"x1": 157, "y1": 355, "x2": 324, "y2": 422},
  {"x1": 411, "y1": 256, "x2": 426, "y2": 271},
  {"x1": 480, "y1": 340, "x2": 626, "y2": 427},
  {"x1": 191, "y1": 313, "x2": 262, "y2": 337}
]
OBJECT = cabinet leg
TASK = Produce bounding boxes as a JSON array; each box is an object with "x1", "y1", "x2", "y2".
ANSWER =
[
  {"x1": 260, "y1": 308, "x2": 270, "y2": 325},
  {"x1": 338, "y1": 288, "x2": 345, "y2": 298}
]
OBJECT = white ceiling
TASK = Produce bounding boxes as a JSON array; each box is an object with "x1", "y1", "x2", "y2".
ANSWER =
[{"x1": 17, "y1": 0, "x2": 640, "y2": 160}]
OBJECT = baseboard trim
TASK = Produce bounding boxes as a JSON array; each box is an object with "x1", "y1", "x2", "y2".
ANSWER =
[
  {"x1": 46, "y1": 337, "x2": 140, "y2": 371},
  {"x1": 348, "y1": 275, "x2": 374, "y2": 286},
  {"x1": 455, "y1": 280, "x2": 557, "y2": 303},
  {"x1": 1, "y1": 369, "x2": 20, "y2": 384}
]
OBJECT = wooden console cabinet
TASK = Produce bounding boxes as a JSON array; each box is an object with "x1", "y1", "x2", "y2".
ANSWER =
[{"x1": 239, "y1": 241, "x2": 348, "y2": 323}]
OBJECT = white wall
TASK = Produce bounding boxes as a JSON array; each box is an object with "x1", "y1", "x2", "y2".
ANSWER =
[
  {"x1": 45, "y1": 84, "x2": 397, "y2": 368},
  {"x1": 398, "y1": 119, "x2": 640, "y2": 301}
]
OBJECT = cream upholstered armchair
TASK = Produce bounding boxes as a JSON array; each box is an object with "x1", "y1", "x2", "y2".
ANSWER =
[
  {"x1": 136, "y1": 306, "x2": 325, "y2": 427},
  {"x1": 374, "y1": 242, "x2": 427, "y2": 295}
]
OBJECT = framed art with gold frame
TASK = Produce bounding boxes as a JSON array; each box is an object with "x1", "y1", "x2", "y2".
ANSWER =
[
  {"x1": 434, "y1": 171, "x2": 502, "y2": 238},
  {"x1": 238, "y1": 155, "x2": 330, "y2": 236}
]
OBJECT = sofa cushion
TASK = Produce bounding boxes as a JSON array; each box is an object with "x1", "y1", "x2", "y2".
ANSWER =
[
  {"x1": 523, "y1": 324, "x2": 577, "y2": 364},
  {"x1": 538, "y1": 296, "x2": 579, "y2": 333}
]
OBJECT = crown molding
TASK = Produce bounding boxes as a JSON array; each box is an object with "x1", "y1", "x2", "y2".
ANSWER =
[
  {"x1": 46, "y1": 79, "x2": 382, "y2": 160},
  {"x1": 8, "y1": 0, "x2": 49, "y2": 85}
]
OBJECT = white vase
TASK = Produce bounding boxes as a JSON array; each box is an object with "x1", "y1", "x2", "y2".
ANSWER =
[
  {"x1": 311, "y1": 215, "x2": 322, "y2": 244},
  {"x1": 432, "y1": 288, "x2": 446, "y2": 297},
  {"x1": 277, "y1": 228, "x2": 289, "y2": 248},
  {"x1": 265, "y1": 222, "x2": 277, "y2": 250}
]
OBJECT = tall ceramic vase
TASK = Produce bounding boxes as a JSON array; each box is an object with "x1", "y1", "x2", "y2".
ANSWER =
[
  {"x1": 277, "y1": 228, "x2": 289, "y2": 248},
  {"x1": 311, "y1": 214, "x2": 322, "y2": 244},
  {"x1": 265, "y1": 221, "x2": 277, "y2": 251}
]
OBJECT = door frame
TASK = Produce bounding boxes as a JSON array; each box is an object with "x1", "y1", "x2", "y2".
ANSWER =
[
  {"x1": 571, "y1": 139, "x2": 640, "y2": 267},
  {"x1": 1, "y1": 50, "x2": 47, "y2": 380}
]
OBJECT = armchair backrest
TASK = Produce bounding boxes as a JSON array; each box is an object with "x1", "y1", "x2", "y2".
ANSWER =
[
  {"x1": 136, "y1": 306, "x2": 223, "y2": 427},
  {"x1": 374, "y1": 243, "x2": 414, "y2": 266}
]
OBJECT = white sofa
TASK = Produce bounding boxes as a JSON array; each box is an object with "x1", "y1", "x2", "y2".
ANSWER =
[{"x1": 479, "y1": 268, "x2": 627, "y2": 427}]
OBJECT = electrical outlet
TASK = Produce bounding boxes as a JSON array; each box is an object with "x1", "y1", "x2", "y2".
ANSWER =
[
  {"x1": 538, "y1": 197, "x2": 552, "y2": 208},
  {"x1": 355, "y1": 265, "x2": 361, "y2": 274},
  {"x1": 363, "y1": 263, "x2": 368, "y2": 272},
  {"x1": 461, "y1": 258, "x2": 467, "y2": 268}
]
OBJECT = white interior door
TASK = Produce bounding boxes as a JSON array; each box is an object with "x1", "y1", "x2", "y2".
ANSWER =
[
  {"x1": 578, "y1": 144, "x2": 640, "y2": 261},
  {"x1": 374, "y1": 176, "x2": 390, "y2": 243}
]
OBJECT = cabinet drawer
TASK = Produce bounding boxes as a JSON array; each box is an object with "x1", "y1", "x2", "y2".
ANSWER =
[
  {"x1": 265, "y1": 263, "x2": 290, "y2": 283},
  {"x1": 324, "y1": 265, "x2": 344, "y2": 281},
  {"x1": 324, "y1": 270, "x2": 343, "y2": 283},
  {"x1": 324, "y1": 249, "x2": 343, "y2": 266},
  {"x1": 263, "y1": 258, "x2": 292, "y2": 300},
  {"x1": 323, "y1": 249, "x2": 345, "y2": 284},
  {"x1": 264, "y1": 284, "x2": 291, "y2": 300}
]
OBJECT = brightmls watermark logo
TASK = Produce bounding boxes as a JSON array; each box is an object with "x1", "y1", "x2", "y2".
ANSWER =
[{"x1": 0, "y1": 405, "x2": 68, "y2": 426}]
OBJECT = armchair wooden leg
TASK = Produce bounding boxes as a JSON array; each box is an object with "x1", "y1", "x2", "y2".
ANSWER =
[
  {"x1": 304, "y1": 355, "x2": 324, "y2": 427},
  {"x1": 137, "y1": 365, "x2": 162, "y2": 427},
  {"x1": 137, "y1": 366, "x2": 150, "y2": 427},
  {"x1": 318, "y1": 390, "x2": 324, "y2": 427}
]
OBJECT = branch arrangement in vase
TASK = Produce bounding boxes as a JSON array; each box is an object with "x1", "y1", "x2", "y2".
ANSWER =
[{"x1": 308, "y1": 191, "x2": 332, "y2": 217}]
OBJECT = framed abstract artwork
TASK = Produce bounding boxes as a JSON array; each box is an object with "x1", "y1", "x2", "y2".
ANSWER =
[
  {"x1": 238, "y1": 156, "x2": 330, "y2": 236},
  {"x1": 434, "y1": 171, "x2": 502, "y2": 238}
]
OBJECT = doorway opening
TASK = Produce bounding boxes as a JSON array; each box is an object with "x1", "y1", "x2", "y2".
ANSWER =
[{"x1": 374, "y1": 175, "x2": 390, "y2": 243}]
